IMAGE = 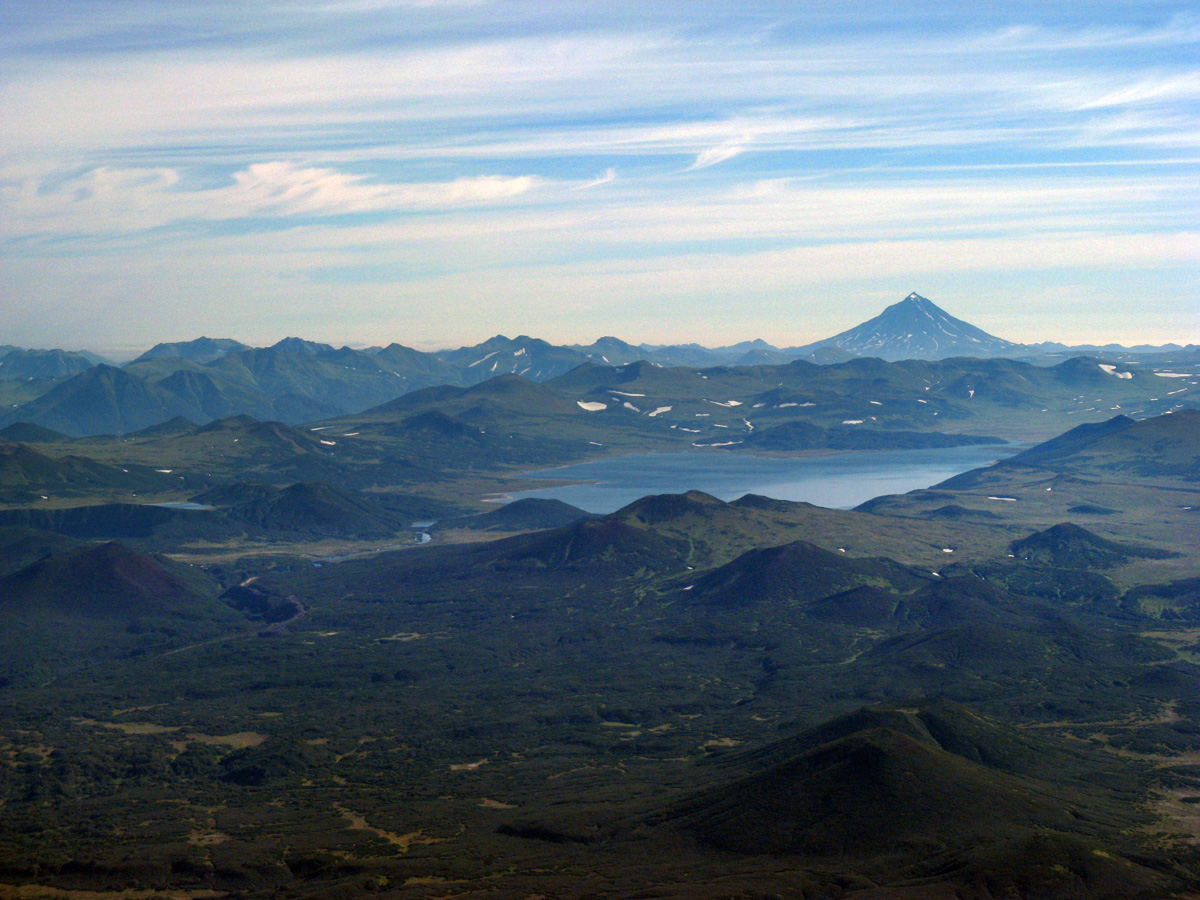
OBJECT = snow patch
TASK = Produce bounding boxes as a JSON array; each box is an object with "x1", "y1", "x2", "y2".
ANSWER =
[
  {"x1": 577, "y1": 401, "x2": 607, "y2": 411},
  {"x1": 468, "y1": 351, "x2": 500, "y2": 368},
  {"x1": 1098, "y1": 364, "x2": 1132, "y2": 379},
  {"x1": 842, "y1": 419, "x2": 864, "y2": 425},
  {"x1": 648, "y1": 406, "x2": 673, "y2": 417}
]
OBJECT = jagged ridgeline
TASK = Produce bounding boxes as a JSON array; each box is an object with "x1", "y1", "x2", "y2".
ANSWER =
[{"x1": 0, "y1": 295, "x2": 1194, "y2": 438}]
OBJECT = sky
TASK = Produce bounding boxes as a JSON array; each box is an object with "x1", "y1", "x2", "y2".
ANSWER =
[{"x1": 1, "y1": 0, "x2": 1198, "y2": 357}]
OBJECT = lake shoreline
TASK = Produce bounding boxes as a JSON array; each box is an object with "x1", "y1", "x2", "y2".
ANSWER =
[{"x1": 495, "y1": 442, "x2": 1026, "y2": 513}]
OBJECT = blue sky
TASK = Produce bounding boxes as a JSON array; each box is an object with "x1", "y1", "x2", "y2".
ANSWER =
[{"x1": 1, "y1": 0, "x2": 1197, "y2": 356}]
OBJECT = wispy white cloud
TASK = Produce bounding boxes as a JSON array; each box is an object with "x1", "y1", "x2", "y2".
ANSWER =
[
  {"x1": 688, "y1": 143, "x2": 747, "y2": 170},
  {"x1": 2, "y1": 1, "x2": 1198, "y2": 349},
  {"x1": 0, "y1": 163, "x2": 548, "y2": 237},
  {"x1": 575, "y1": 168, "x2": 616, "y2": 190}
]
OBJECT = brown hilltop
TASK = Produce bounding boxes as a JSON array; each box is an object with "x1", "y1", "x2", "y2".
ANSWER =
[{"x1": 0, "y1": 542, "x2": 205, "y2": 617}]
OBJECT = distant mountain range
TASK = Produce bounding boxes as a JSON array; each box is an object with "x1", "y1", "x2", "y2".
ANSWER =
[{"x1": 1, "y1": 294, "x2": 1194, "y2": 436}]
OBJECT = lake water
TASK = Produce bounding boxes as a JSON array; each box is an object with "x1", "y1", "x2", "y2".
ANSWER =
[{"x1": 504, "y1": 443, "x2": 1020, "y2": 513}]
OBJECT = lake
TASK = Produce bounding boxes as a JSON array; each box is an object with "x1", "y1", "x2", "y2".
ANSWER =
[{"x1": 503, "y1": 443, "x2": 1020, "y2": 513}]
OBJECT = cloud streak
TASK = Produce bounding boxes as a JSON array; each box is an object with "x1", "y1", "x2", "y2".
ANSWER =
[{"x1": 1, "y1": 1, "x2": 1197, "y2": 351}]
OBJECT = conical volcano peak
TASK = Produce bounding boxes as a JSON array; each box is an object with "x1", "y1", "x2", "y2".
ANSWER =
[
  {"x1": 801, "y1": 292, "x2": 1019, "y2": 361},
  {"x1": 895, "y1": 292, "x2": 937, "y2": 311}
]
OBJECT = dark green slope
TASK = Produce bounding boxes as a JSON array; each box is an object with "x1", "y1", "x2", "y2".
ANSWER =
[
  {"x1": 443, "y1": 497, "x2": 593, "y2": 532},
  {"x1": 125, "y1": 415, "x2": 200, "y2": 438},
  {"x1": 1010, "y1": 522, "x2": 1176, "y2": 569},
  {"x1": 807, "y1": 574, "x2": 1053, "y2": 630},
  {"x1": 0, "y1": 542, "x2": 241, "y2": 684},
  {"x1": 609, "y1": 490, "x2": 1009, "y2": 570},
  {"x1": 726, "y1": 699, "x2": 1104, "y2": 782},
  {"x1": 652, "y1": 700, "x2": 1160, "y2": 892},
  {"x1": 0, "y1": 365, "x2": 185, "y2": 436},
  {"x1": 0, "y1": 503, "x2": 230, "y2": 543},
  {"x1": 184, "y1": 416, "x2": 364, "y2": 480},
  {"x1": 4, "y1": 342, "x2": 467, "y2": 437},
  {"x1": 0, "y1": 440, "x2": 170, "y2": 500},
  {"x1": 860, "y1": 617, "x2": 1165, "y2": 673},
  {"x1": 329, "y1": 374, "x2": 668, "y2": 470},
  {"x1": 488, "y1": 516, "x2": 689, "y2": 574},
  {"x1": 106, "y1": 414, "x2": 423, "y2": 490},
  {"x1": 220, "y1": 481, "x2": 407, "y2": 538},
  {"x1": 0, "y1": 542, "x2": 213, "y2": 617},
  {"x1": 0, "y1": 422, "x2": 71, "y2": 443},
  {"x1": 0, "y1": 525, "x2": 80, "y2": 577},
  {"x1": 682, "y1": 539, "x2": 928, "y2": 606},
  {"x1": 1123, "y1": 575, "x2": 1200, "y2": 620},
  {"x1": 956, "y1": 409, "x2": 1200, "y2": 482}
]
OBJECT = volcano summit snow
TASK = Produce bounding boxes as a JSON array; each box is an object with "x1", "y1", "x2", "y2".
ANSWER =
[{"x1": 801, "y1": 293, "x2": 1019, "y2": 361}]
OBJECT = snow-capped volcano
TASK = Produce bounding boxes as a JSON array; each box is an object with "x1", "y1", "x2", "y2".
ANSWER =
[{"x1": 800, "y1": 293, "x2": 1019, "y2": 361}]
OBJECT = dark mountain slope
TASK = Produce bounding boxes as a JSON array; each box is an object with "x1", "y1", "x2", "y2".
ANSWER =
[
  {"x1": 220, "y1": 481, "x2": 407, "y2": 538},
  {"x1": 0, "y1": 348, "x2": 102, "y2": 380},
  {"x1": 443, "y1": 498, "x2": 593, "y2": 532},
  {"x1": 0, "y1": 503, "x2": 230, "y2": 543},
  {"x1": 978, "y1": 410, "x2": 1200, "y2": 482},
  {"x1": 0, "y1": 440, "x2": 168, "y2": 500},
  {"x1": 608, "y1": 491, "x2": 1009, "y2": 571},
  {"x1": 655, "y1": 700, "x2": 1150, "y2": 860},
  {"x1": 0, "y1": 542, "x2": 242, "y2": 685},
  {"x1": 370, "y1": 342, "x2": 462, "y2": 390},
  {"x1": 1010, "y1": 522, "x2": 1177, "y2": 569},
  {"x1": 0, "y1": 542, "x2": 219, "y2": 619},
  {"x1": 0, "y1": 422, "x2": 71, "y2": 443},
  {"x1": 130, "y1": 337, "x2": 248, "y2": 365},
  {"x1": 488, "y1": 516, "x2": 689, "y2": 574},
  {"x1": 807, "y1": 574, "x2": 1054, "y2": 631},
  {"x1": 683, "y1": 540, "x2": 927, "y2": 606},
  {"x1": 0, "y1": 525, "x2": 80, "y2": 578},
  {"x1": 0, "y1": 365, "x2": 184, "y2": 436}
]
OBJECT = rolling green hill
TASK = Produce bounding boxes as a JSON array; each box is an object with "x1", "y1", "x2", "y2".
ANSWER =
[{"x1": 0, "y1": 542, "x2": 243, "y2": 684}]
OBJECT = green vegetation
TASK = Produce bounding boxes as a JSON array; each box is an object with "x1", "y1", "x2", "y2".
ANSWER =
[{"x1": 0, "y1": 394, "x2": 1198, "y2": 898}]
